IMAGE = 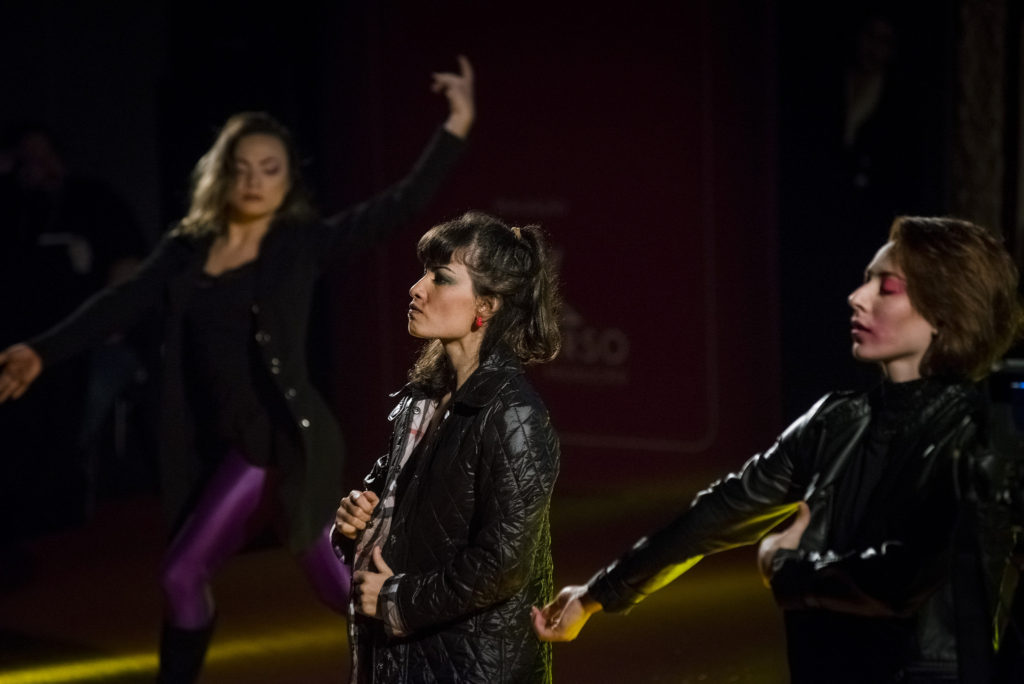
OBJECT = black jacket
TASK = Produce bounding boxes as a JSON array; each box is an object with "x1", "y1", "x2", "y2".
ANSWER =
[
  {"x1": 28, "y1": 128, "x2": 464, "y2": 551},
  {"x1": 588, "y1": 381, "x2": 1017, "y2": 683},
  {"x1": 351, "y1": 345, "x2": 559, "y2": 683}
]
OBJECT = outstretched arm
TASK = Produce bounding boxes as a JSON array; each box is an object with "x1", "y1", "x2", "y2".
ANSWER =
[
  {"x1": 532, "y1": 396, "x2": 844, "y2": 642},
  {"x1": 0, "y1": 234, "x2": 191, "y2": 402},
  {"x1": 315, "y1": 56, "x2": 475, "y2": 264}
]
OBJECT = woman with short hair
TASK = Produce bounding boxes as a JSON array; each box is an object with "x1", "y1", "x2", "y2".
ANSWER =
[{"x1": 534, "y1": 216, "x2": 1022, "y2": 683}]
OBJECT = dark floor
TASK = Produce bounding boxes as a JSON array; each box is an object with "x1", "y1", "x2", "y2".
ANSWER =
[{"x1": 0, "y1": 478, "x2": 789, "y2": 683}]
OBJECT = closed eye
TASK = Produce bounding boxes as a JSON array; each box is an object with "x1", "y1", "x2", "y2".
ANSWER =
[{"x1": 879, "y1": 275, "x2": 906, "y2": 295}]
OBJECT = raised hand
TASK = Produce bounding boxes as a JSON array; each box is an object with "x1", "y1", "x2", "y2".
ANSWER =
[
  {"x1": 335, "y1": 489, "x2": 380, "y2": 540},
  {"x1": 757, "y1": 501, "x2": 811, "y2": 585},
  {"x1": 433, "y1": 55, "x2": 475, "y2": 139},
  {"x1": 353, "y1": 546, "x2": 394, "y2": 618},
  {"x1": 0, "y1": 344, "x2": 43, "y2": 403},
  {"x1": 531, "y1": 585, "x2": 602, "y2": 642}
]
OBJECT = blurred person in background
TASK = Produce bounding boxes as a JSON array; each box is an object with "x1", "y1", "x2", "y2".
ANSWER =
[{"x1": 0, "y1": 57, "x2": 474, "y2": 683}]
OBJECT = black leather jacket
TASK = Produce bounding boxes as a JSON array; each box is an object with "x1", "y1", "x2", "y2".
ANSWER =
[
  {"x1": 588, "y1": 380, "x2": 1017, "y2": 682},
  {"x1": 350, "y1": 345, "x2": 559, "y2": 683}
]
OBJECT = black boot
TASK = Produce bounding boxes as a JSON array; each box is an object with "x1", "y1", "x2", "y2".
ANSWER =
[{"x1": 156, "y1": 617, "x2": 216, "y2": 684}]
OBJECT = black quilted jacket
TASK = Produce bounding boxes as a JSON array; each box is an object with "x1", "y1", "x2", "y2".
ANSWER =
[{"x1": 351, "y1": 345, "x2": 559, "y2": 683}]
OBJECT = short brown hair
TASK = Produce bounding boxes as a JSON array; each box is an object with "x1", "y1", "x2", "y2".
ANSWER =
[{"x1": 889, "y1": 216, "x2": 1022, "y2": 380}]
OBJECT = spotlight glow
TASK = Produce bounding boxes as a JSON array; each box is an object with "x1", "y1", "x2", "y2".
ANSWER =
[{"x1": 0, "y1": 627, "x2": 346, "y2": 683}]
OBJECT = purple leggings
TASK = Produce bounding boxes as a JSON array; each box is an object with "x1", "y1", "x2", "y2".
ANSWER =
[{"x1": 161, "y1": 449, "x2": 351, "y2": 629}]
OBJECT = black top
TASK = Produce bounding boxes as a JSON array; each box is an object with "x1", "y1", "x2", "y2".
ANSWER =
[
  {"x1": 29, "y1": 128, "x2": 466, "y2": 550},
  {"x1": 832, "y1": 377, "x2": 944, "y2": 551},
  {"x1": 183, "y1": 262, "x2": 295, "y2": 467}
]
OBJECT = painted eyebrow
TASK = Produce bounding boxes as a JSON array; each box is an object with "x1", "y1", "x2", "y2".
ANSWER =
[{"x1": 864, "y1": 267, "x2": 905, "y2": 280}]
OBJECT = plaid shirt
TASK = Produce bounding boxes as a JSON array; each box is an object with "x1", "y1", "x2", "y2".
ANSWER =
[{"x1": 351, "y1": 397, "x2": 439, "y2": 644}]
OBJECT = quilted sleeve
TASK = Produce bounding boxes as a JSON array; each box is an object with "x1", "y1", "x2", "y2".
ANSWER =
[{"x1": 385, "y1": 394, "x2": 559, "y2": 632}]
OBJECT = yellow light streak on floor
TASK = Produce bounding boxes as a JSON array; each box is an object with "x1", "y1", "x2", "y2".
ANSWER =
[{"x1": 0, "y1": 627, "x2": 346, "y2": 684}]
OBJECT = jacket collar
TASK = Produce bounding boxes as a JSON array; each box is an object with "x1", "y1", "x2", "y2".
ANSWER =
[
  {"x1": 452, "y1": 343, "x2": 524, "y2": 409},
  {"x1": 392, "y1": 343, "x2": 524, "y2": 409}
]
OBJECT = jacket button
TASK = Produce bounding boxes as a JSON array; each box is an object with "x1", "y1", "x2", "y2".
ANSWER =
[
  {"x1": 251, "y1": 303, "x2": 260, "y2": 314},
  {"x1": 300, "y1": 418, "x2": 310, "y2": 428},
  {"x1": 271, "y1": 366, "x2": 281, "y2": 375},
  {"x1": 285, "y1": 388, "x2": 297, "y2": 400},
  {"x1": 255, "y1": 331, "x2": 270, "y2": 344}
]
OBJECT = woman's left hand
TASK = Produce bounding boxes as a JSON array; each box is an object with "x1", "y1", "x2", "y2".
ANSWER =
[
  {"x1": 352, "y1": 546, "x2": 394, "y2": 618},
  {"x1": 757, "y1": 501, "x2": 811, "y2": 585},
  {"x1": 434, "y1": 55, "x2": 475, "y2": 139}
]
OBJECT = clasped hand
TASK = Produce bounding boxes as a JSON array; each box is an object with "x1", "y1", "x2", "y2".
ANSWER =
[
  {"x1": 336, "y1": 489, "x2": 380, "y2": 540},
  {"x1": 353, "y1": 546, "x2": 393, "y2": 618},
  {"x1": 757, "y1": 501, "x2": 811, "y2": 585}
]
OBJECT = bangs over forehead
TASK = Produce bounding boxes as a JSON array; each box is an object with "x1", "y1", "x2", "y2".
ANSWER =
[{"x1": 417, "y1": 220, "x2": 480, "y2": 268}]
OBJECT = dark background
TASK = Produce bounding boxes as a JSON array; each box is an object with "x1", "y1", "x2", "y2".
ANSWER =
[{"x1": 0, "y1": 0, "x2": 1021, "y2": 681}]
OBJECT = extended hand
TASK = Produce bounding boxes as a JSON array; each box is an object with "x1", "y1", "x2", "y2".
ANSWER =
[
  {"x1": 757, "y1": 501, "x2": 811, "y2": 584},
  {"x1": 0, "y1": 344, "x2": 43, "y2": 403},
  {"x1": 352, "y1": 546, "x2": 394, "y2": 618},
  {"x1": 434, "y1": 55, "x2": 475, "y2": 139},
  {"x1": 335, "y1": 489, "x2": 380, "y2": 540},
  {"x1": 531, "y1": 585, "x2": 601, "y2": 642}
]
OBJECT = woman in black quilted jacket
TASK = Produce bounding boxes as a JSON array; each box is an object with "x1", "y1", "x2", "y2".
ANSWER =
[{"x1": 335, "y1": 211, "x2": 562, "y2": 683}]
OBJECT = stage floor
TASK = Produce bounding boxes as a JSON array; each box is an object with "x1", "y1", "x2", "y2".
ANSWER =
[{"x1": 0, "y1": 480, "x2": 788, "y2": 683}]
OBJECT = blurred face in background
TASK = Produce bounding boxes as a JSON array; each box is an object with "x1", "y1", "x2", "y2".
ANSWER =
[{"x1": 226, "y1": 133, "x2": 290, "y2": 223}]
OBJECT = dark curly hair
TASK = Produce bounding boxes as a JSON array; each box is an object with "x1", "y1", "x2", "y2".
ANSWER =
[
  {"x1": 888, "y1": 216, "x2": 1022, "y2": 380},
  {"x1": 408, "y1": 211, "x2": 562, "y2": 396}
]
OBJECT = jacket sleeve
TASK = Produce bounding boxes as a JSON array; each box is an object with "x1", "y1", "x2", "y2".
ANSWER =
[
  {"x1": 28, "y1": 234, "x2": 191, "y2": 367},
  {"x1": 313, "y1": 128, "x2": 465, "y2": 270},
  {"x1": 586, "y1": 396, "x2": 835, "y2": 614},
  {"x1": 383, "y1": 398, "x2": 560, "y2": 633}
]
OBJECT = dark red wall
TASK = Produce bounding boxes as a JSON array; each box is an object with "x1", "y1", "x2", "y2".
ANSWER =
[{"x1": 320, "y1": 2, "x2": 781, "y2": 490}]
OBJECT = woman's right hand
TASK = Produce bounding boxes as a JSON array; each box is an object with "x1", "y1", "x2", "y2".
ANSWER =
[
  {"x1": 0, "y1": 344, "x2": 42, "y2": 403},
  {"x1": 532, "y1": 585, "x2": 602, "y2": 642},
  {"x1": 336, "y1": 490, "x2": 380, "y2": 540}
]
